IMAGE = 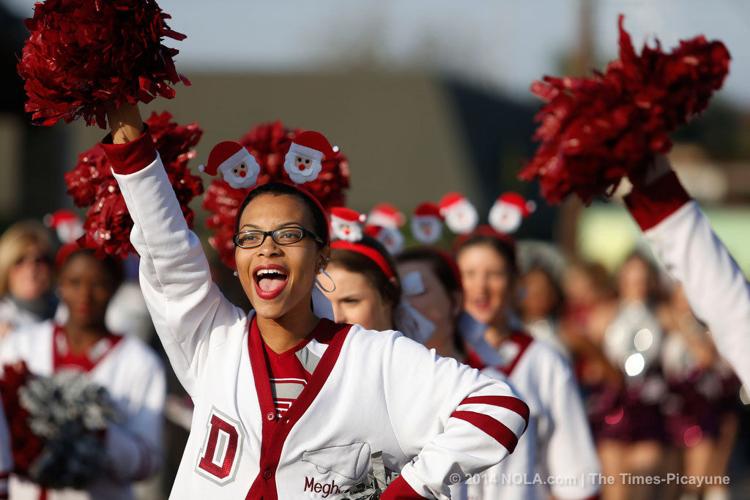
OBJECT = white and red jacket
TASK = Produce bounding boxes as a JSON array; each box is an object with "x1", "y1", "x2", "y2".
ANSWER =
[
  {"x1": 455, "y1": 332, "x2": 601, "y2": 500},
  {"x1": 624, "y1": 172, "x2": 750, "y2": 390},
  {"x1": 102, "y1": 131, "x2": 530, "y2": 499},
  {"x1": 0, "y1": 321, "x2": 165, "y2": 500}
]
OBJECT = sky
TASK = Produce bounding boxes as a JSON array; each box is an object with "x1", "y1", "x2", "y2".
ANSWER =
[{"x1": 7, "y1": 0, "x2": 750, "y2": 107}]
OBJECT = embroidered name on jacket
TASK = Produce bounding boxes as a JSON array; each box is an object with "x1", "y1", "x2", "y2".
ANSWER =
[{"x1": 304, "y1": 477, "x2": 342, "y2": 497}]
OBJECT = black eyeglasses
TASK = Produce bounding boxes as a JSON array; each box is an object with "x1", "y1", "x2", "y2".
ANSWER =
[{"x1": 234, "y1": 226, "x2": 324, "y2": 249}]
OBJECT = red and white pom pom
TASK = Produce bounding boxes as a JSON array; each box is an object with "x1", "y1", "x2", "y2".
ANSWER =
[
  {"x1": 330, "y1": 207, "x2": 366, "y2": 242},
  {"x1": 44, "y1": 209, "x2": 84, "y2": 244},
  {"x1": 365, "y1": 225, "x2": 405, "y2": 256},
  {"x1": 283, "y1": 131, "x2": 334, "y2": 185},
  {"x1": 488, "y1": 193, "x2": 536, "y2": 234},
  {"x1": 200, "y1": 141, "x2": 260, "y2": 189},
  {"x1": 367, "y1": 203, "x2": 405, "y2": 230},
  {"x1": 411, "y1": 202, "x2": 444, "y2": 244},
  {"x1": 439, "y1": 192, "x2": 478, "y2": 235}
]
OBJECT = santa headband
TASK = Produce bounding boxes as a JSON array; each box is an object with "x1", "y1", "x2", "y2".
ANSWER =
[
  {"x1": 329, "y1": 208, "x2": 398, "y2": 281},
  {"x1": 205, "y1": 130, "x2": 340, "y2": 245}
]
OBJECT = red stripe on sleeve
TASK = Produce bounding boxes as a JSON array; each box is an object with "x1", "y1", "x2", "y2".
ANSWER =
[
  {"x1": 450, "y1": 410, "x2": 520, "y2": 453},
  {"x1": 381, "y1": 475, "x2": 425, "y2": 499},
  {"x1": 457, "y1": 396, "x2": 530, "y2": 428},
  {"x1": 624, "y1": 171, "x2": 691, "y2": 231},
  {"x1": 100, "y1": 126, "x2": 157, "y2": 175}
]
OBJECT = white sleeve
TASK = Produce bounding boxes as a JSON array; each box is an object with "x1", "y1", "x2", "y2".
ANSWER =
[
  {"x1": 382, "y1": 335, "x2": 529, "y2": 498},
  {"x1": 107, "y1": 137, "x2": 244, "y2": 395},
  {"x1": 106, "y1": 354, "x2": 166, "y2": 481},
  {"x1": 540, "y1": 352, "x2": 601, "y2": 499},
  {"x1": 644, "y1": 203, "x2": 750, "y2": 389},
  {"x1": 625, "y1": 172, "x2": 750, "y2": 390}
]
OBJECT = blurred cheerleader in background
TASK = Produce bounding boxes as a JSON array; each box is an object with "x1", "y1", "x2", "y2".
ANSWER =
[
  {"x1": 659, "y1": 284, "x2": 739, "y2": 500},
  {"x1": 594, "y1": 252, "x2": 667, "y2": 500},
  {"x1": 0, "y1": 221, "x2": 56, "y2": 337},
  {"x1": 0, "y1": 246, "x2": 165, "y2": 500},
  {"x1": 393, "y1": 231, "x2": 600, "y2": 500}
]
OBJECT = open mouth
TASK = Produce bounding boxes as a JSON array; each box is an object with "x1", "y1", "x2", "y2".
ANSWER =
[{"x1": 253, "y1": 264, "x2": 289, "y2": 300}]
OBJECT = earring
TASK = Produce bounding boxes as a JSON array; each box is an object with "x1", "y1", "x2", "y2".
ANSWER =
[
  {"x1": 315, "y1": 269, "x2": 336, "y2": 293},
  {"x1": 233, "y1": 270, "x2": 238, "y2": 277}
]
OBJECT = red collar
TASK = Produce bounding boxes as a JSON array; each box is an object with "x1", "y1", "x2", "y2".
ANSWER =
[
  {"x1": 52, "y1": 324, "x2": 123, "y2": 373},
  {"x1": 246, "y1": 316, "x2": 351, "y2": 500},
  {"x1": 496, "y1": 331, "x2": 534, "y2": 376}
]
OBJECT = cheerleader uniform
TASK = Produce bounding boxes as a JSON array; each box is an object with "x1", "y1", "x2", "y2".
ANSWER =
[
  {"x1": 660, "y1": 327, "x2": 721, "y2": 448},
  {"x1": 595, "y1": 302, "x2": 666, "y2": 444},
  {"x1": 100, "y1": 130, "x2": 530, "y2": 499},
  {"x1": 0, "y1": 321, "x2": 165, "y2": 500}
]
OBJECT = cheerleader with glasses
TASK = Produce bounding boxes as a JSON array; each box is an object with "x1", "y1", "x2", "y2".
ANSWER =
[{"x1": 97, "y1": 103, "x2": 529, "y2": 499}]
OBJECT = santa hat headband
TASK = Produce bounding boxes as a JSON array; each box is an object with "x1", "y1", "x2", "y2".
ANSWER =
[{"x1": 331, "y1": 240, "x2": 397, "y2": 281}]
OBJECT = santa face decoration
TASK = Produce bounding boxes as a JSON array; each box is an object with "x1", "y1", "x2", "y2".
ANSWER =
[
  {"x1": 284, "y1": 149, "x2": 323, "y2": 185},
  {"x1": 329, "y1": 207, "x2": 365, "y2": 242},
  {"x1": 221, "y1": 158, "x2": 260, "y2": 189},
  {"x1": 330, "y1": 218, "x2": 363, "y2": 242},
  {"x1": 411, "y1": 216, "x2": 442, "y2": 244},
  {"x1": 488, "y1": 202, "x2": 523, "y2": 234},
  {"x1": 201, "y1": 141, "x2": 261, "y2": 190},
  {"x1": 371, "y1": 226, "x2": 404, "y2": 255},
  {"x1": 488, "y1": 193, "x2": 535, "y2": 234},
  {"x1": 44, "y1": 210, "x2": 84, "y2": 244},
  {"x1": 443, "y1": 200, "x2": 478, "y2": 235}
]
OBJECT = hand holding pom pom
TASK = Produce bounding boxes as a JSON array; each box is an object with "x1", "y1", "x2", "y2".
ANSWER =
[
  {"x1": 65, "y1": 110, "x2": 203, "y2": 258},
  {"x1": 19, "y1": 0, "x2": 189, "y2": 128},
  {"x1": 519, "y1": 15, "x2": 730, "y2": 205}
]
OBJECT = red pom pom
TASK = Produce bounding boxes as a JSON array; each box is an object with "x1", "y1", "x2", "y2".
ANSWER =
[
  {"x1": 19, "y1": 0, "x2": 189, "y2": 128},
  {"x1": 202, "y1": 121, "x2": 350, "y2": 268},
  {"x1": 65, "y1": 112, "x2": 203, "y2": 258},
  {"x1": 0, "y1": 362, "x2": 44, "y2": 476},
  {"x1": 519, "y1": 15, "x2": 731, "y2": 204}
]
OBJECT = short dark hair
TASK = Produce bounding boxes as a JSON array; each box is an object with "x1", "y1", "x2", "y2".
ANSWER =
[
  {"x1": 60, "y1": 248, "x2": 124, "y2": 290},
  {"x1": 330, "y1": 236, "x2": 401, "y2": 307},
  {"x1": 235, "y1": 183, "x2": 329, "y2": 245},
  {"x1": 455, "y1": 234, "x2": 518, "y2": 279}
]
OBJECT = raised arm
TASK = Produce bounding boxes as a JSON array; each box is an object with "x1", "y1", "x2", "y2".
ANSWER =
[
  {"x1": 381, "y1": 335, "x2": 529, "y2": 499},
  {"x1": 102, "y1": 105, "x2": 244, "y2": 395},
  {"x1": 624, "y1": 159, "x2": 750, "y2": 389}
]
